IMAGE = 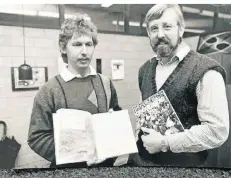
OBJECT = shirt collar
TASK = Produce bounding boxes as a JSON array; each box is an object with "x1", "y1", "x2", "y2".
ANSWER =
[
  {"x1": 60, "y1": 65, "x2": 97, "y2": 82},
  {"x1": 151, "y1": 41, "x2": 191, "y2": 63}
]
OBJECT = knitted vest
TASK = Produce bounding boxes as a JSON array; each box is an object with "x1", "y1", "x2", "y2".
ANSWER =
[
  {"x1": 137, "y1": 50, "x2": 226, "y2": 166},
  {"x1": 54, "y1": 73, "x2": 111, "y2": 113}
]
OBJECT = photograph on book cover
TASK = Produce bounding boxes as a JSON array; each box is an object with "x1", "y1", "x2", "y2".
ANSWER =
[
  {"x1": 132, "y1": 90, "x2": 185, "y2": 136},
  {"x1": 0, "y1": 3, "x2": 231, "y2": 169}
]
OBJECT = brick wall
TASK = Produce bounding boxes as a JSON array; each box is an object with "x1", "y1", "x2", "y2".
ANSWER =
[
  {"x1": 0, "y1": 26, "x2": 59, "y2": 168},
  {"x1": 0, "y1": 25, "x2": 198, "y2": 168}
]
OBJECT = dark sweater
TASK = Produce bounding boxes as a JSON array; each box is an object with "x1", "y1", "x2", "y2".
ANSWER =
[
  {"x1": 58, "y1": 75, "x2": 100, "y2": 114},
  {"x1": 137, "y1": 50, "x2": 226, "y2": 167},
  {"x1": 28, "y1": 74, "x2": 121, "y2": 168}
]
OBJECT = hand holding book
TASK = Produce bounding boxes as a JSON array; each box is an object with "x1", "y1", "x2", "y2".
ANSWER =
[{"x1": 140, "y1": 127, "x2": 165, "y2": 154}]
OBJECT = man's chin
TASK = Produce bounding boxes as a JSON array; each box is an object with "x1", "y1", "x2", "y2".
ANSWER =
[
  {"x1": 76, "y1": 63, "x2": 90, "y2": 69},
  {"x1": 78, "y1": 65, "x2": 90, "y2": 69},
  {"x1": 77, "y1": 60, "x2": 90, "y2": 66},
  {"x1": 156, "y1": 47, "x2": 173, "y2": 57}
]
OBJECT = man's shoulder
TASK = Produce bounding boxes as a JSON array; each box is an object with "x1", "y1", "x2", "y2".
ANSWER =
[
  {"x1": 189, "y1": 50, "x2": 218, "y2": 64},
  {"x1": 188, "y1": 50, "x2": 226, "y2": 81},
  {"x1": 97, "y1": 73, "x2": 111, "y2": 82},
  {"x1": 40, "y1": 75, "x2": 60, "y2": 90},
  {"x1": 139, "y1": 59, "x2": 154, "y2": 73},
  {"x1": 35, "y1": 75, "x2": 61, "y2": 97}
]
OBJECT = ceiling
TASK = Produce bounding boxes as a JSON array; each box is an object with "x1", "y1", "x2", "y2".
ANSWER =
[{"x1": 70, "y1": 4, "x2": 231, "y2": 35}]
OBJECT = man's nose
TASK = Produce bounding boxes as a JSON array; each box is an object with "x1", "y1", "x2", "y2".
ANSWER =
[
  {"x1": 81, "y1": 45, "x2": 87, "y2": 55},
  {"x1": 157, "y1": 28, "x2": 165, "y2": 38}
]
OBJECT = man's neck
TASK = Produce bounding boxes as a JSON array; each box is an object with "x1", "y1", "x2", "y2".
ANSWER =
[
  {"x1": 67, "y1": 66, "x2": 90, "y2": 77},
  {"x1": 158, "y1": 52, "x2": 175, "y2": 65},
  {"x1": 158, "y1": 44, "x2": 180, "y2": 65}
]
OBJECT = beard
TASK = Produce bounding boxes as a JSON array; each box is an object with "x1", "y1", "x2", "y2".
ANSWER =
[{"x1": 151, "y1": 36, "x2": 180, "y2": 58}]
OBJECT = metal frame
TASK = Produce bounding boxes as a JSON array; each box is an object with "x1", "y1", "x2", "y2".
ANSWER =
[{"x1": 11, "y1": 67, "x2": 48, "y2": 91}]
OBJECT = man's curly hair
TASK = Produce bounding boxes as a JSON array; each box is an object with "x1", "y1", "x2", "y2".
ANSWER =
[{"x1": 59, "y1": 13, "x2": 98, "y2": 63}]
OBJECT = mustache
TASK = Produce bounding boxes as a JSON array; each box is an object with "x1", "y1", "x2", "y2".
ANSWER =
[
  {"x1": 78, "y1": 57, "x2": 90, "y2": 60},
  {"x1": 155, "y1": 38, "x2": 169, "y2": 46}
]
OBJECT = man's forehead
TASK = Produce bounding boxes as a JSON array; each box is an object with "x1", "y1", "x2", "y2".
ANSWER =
[
  {"x1": 148, "y1": 8, "x2": 179, "y2": 26},
  {"x1": 71, "y1": 34, "x2": 93, "y2": 42}
]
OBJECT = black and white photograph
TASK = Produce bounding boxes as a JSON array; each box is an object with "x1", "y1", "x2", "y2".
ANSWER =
[{"x1": 0, "y1": 3, "x2": 231, "y2": 171}]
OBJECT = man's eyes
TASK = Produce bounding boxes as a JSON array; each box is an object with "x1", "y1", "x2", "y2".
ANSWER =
[
  {"x1": 151, "y1": 26, "x2": 158, "y2": 31},
  {"x1": 163, "y1": 25, "x2": 172, "y2": 29},
  {"x1": 150, "y1": 25, "x2": 173, "y2": 31},
  {"x1": 86, "y1": 43, "x2": 93, "y2": 46},
  {"x1": 72, "y1": 43, "x2": 93, "y2": 46},
  {"x1": 72, "y1": 43, "x2": 81, "y2": 46}
]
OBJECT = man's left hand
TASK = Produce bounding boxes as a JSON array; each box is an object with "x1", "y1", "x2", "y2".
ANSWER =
[{"x1": 141, "y1": 127, "x2": 164, "y2": 154}]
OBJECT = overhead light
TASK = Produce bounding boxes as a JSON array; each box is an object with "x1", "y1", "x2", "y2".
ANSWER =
[
  {"x1": 38, "y1": 11, "x2": 59, "y2": 18},
  {"x1": 20, "y1": 10, "x2": 37, "y2": 16},
  {"x1": 101, "y1": 4, "x2": 113, "y2": 8},
  {"x1": 112, "y1": 20, "x2": 146, "y2": 27},
  {"x1": 182, "y1": 5, "x2": 231, "y2": 20},
  {"x1": 112, "y1": 20, "x2": 124, "y2": 26},
  {"x1": 112, "y1": 20, "x2": 205, "y2": 33},
  {"x1": 219, "y1": 13, "x2": 231, "y2": 19},
  {"x1": 184, "y1": 29, "x2": 205, "y2": 33},
  {"x1": 201, "y1": 10, "x2": 214, "y2": 17},
  {"x1": 65, "y1": 14, "x2": 75, "y2": 19},
  {"x1": 182, "y1": 6, "x2": 200, "y2": 14},
  {"x1": 0, "y1": 8, "x2": 61, "y2": 18},
  {"x1": 0, "y1": 9, "x2": 37, "y2": 16},
  {"x1": 182, "y1": 6, "x2": 214, "y2": 17},
  {"x1": 142, "y1": 23, "x2": 147, "y2": 27}
]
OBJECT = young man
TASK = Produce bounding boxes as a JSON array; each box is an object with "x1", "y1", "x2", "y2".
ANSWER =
[
  {"x1": 136, "y1": 4, "x2": 229, "y2": 167},
  {"x1": 27, "y1": 13, "x2": 121, "y2": 168}
]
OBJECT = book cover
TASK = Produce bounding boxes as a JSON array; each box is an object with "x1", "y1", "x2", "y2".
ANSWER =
[{"x1": 132, "y1": 90, "x2": 184, "y2": 136}]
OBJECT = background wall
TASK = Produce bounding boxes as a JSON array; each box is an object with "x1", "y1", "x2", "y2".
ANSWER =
[
  {"x1": 0, "y1": 26, "x2": 60, "y2": 168},
  {"x1": 0, "y1": 24, "x2": 225, "y2": 168},
  {"x1": 0, "y1": 25, "x2": 156, "y2": 168}
]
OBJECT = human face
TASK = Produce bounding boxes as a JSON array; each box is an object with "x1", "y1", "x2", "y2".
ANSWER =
[
  {"x1": 147, "y1": 8, "x2": 184, "y2": 58},
  {"x1": 0, "y1": 124, "x2": 4, "y2": 140},
  {"x1": 62, "y1": 35, "x2": 95, "y2": 72}
]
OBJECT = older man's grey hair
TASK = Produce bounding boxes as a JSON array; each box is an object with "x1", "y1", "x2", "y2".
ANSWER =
[{"x1": 145, "y1": 4, "x2": 185, "y2": 29}]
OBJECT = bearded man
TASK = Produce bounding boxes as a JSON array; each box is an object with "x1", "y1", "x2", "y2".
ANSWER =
[{"x1": 136, "y1": 4, "x2": 229, "y2": 167}]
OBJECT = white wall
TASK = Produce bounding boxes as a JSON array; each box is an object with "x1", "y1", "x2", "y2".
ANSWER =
[{"x1": 0, "y1": 25, "x2": 154, "y2": 168}]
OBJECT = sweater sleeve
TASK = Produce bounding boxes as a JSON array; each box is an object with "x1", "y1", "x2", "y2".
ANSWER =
[
  {"x1": 27, "y1": 85, "x2": 56, "y2": 162},
  {"x1": 109, "y1": 80, "x2": 122, "y2": 111},
  {"x1": 166, "y1": 70, "x2": 229, "y2": 152}
]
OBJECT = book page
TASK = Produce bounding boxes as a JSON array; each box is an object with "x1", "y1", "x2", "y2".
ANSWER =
[
  {"x1": 53, "y1": 109, "x2": 92, "y2": 165},
  {"x1": 91, "y1": 110, "x2": 138, "y2": 160}
]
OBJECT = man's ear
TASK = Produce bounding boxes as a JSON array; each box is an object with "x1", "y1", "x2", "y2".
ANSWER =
[
  {"x1": 179, "y1": 25, "x2": 185, "y2": 38},
  {"x1": 146, "y1": 28, "x2": 151, "y2": 37},
  {"x1": 59, "y1": 42, "x2": 66, "y2": 54}
]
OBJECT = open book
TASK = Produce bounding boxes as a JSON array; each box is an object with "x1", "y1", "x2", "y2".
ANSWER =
[
  {"x1": 132, "y1": 90, "x2": 184, "y2": 136},
  {"x1": 53, "y1": 109, "x2": 138, "y2": 165}
]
